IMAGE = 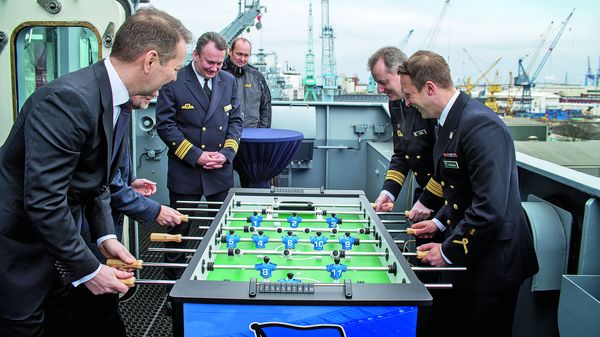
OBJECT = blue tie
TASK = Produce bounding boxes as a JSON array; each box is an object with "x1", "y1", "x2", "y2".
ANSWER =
[{"x1": 112, "y1": 101, "x2": 131, "y2": 165}]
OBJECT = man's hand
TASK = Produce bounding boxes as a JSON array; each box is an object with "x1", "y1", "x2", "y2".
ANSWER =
[
  {"x1": 131, "y1": 178, "x2": 157, "y2": 196},
  {"x1": 156, "y1": 205, "x2": 183, "y2": 226},
  {"x1": 418, "y1": 242, "x2": 447, "y2": 267},
  {"x1": 409, "y1": 200, "x2": 433, "y2": 221},
  {"x1": 410, "y1": 220, "x2": 439, "y2": 238},
  {"x1": 197, "y1": 151, "x2": 223, "y2": 169},
  {"x1": 374, "y1": 194, "x2": 394, "y2": 212},
  {"x1": 99, "y1": 238, "x2": 135, "y2": 264},
  {"x1": 84, "y1": 264, "x2": 133, "y2": 295},
  {"x1": 203, "y1": 152, "x2": 226, "y2": 169}
]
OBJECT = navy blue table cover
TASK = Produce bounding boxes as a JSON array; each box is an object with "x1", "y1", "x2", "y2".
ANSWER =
[{"x1": 233, "y1": 128, "x2": 303, "y2": 188}]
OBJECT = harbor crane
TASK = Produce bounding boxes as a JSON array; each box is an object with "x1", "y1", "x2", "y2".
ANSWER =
[
  {"x1": 399, "y1": 29, "x2": 414, "y2": 50},
  {"x1": 584, "y1": 56, "x2": 596, "y2": 86},
  {"x1": 421, "y1": 0, "x2": 450, "y2": 50},
  {"x1": 304, "y1": 1, "x2": 317, "y2": 101},
  {"x1": 220, "y1": 0, "x2": 264, "y2": 45},
  {"x1": 514, "y1": 8, "x2": 574, "y2": 112}
]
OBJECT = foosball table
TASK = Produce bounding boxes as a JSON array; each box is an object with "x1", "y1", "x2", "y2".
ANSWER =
[{"x1": 150, "y1": 188, "x2": 433, "y2": 337}]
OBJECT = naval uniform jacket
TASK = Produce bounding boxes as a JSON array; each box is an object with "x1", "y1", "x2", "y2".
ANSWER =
[
  {"x1": 434, "y1": 91, "x2": 539, "y2": 292},
  {"x1": 383, "y1": 100, "x2": 443, "y2": 209},
  {"x1": 0, "y1": 61, "x2": 122, "y2": 319},
  {"x1": 156, "y1": 63, "x2": 243, "y2": 196}
]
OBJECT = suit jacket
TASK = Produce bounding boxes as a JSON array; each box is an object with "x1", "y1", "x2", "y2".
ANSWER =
[
  {"x1": 434, "y1": 91, "x2": 539, "y2": 292},
  {"x1": 0, "y1": 60, "x2": 123, "y2": 319},
  {"x1": 156, "y1": 63, "x2": 243, "y2": 196},
  {"x1": 382, "y1": 100, "x2": 443, "y2": 210}
]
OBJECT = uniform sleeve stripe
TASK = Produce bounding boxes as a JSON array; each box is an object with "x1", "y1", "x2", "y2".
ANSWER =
[
  {"x1": 224, "y1": 139, "x2": 239, "y2": 153},
  {"x1": 425, "y1": 178, "x2": 443, "y2": 197},
  {"x1": 385, "y1": 170, "x2": 406, "y2": 186},
  {"x1": 175, "y1": 139, "x2": 193, "y2": 159}
]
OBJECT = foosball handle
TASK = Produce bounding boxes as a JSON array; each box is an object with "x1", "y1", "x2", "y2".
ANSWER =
[
  {"x1": 150, "y1": 233, "x2": 182, "y2": 242},
  {"x1": 106, "y1": 258, "x2": 144, "y2": 270},
  {"x1": 406, "y1": 228, "x2": 416, "y2": 236},
  {"x1": 120, "y1": 277, "x2": 136, "y2": 287},
  {"x1": 179, "y1": 215, "x2": 189, "y2": 222},
  {"x1": 404, "y1": 210, "x2": 412, "y2": 218},
  {"x1": 370, "y1": 202, "x2": 394, "y2": 210},
  {"x1": 416, "y1": 250, "x2": 429, "y2": 259}
]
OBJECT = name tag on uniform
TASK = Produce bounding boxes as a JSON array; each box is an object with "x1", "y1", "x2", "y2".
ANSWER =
[
  {"x1": 413, "y1": 129, "x2": 427, "y2": 137},
  {"x1": 224, "y1": 104, "x2": 232, "y2": 112},
  {"x1": 443, "y1": 160, "x2": 459, "y2": 169},
  {"x1": 244, "y1": 83, "x2": 252, "y2": 88},
  {"x1": 443, "y1": 152, "x2": 459, "y2": 158}
]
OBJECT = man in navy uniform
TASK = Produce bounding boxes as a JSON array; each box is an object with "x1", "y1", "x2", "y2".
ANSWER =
[
  {"x1": 368, "y1": 46, "x2": 443, "y2": 221},
  {"x1": 400, "y1": 50, "x2": 539, "y2": 337},
  {"x1": 157, "y1": 31, "x2": 242, "y2": 280}
]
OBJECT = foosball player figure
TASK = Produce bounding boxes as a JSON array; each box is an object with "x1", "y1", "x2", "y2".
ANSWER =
[
  {"x1": 326, "y1": 257, "x2": 348, "y2": 283},
  {"x1": 252, "y1": 230, "x2": 270, "y2": 257},
  {"x1": 315, "y1": 207, "x2": 323, "y2": 220},
  {"x1": 226, "y1": 230, "x2": 241, "y2": 249},
  {"x1": 278, "y1": 272, "x2": 302, "y2": 283},
  {"x1": 287, "y1": 212, "x2": 302, "y2": 228},
  {"x1": 272, "y1": 197, "x2": 280, "y2": 218},
  {"x1": 325, "y1": 213, "x2": 341, "y2": 228},
  {"x1": 255, "y1": 256, "x2": 277, "y2": 282},
  {"x1": 249, "y1": 211, "x2": 263, "y2": 227},
  {"x1": 310, "y1": 232, "x2": 328, "y2": 259},
  {"x1": 282, "y1": 231, "x2": 299, "y2": 250},
  {"x1": 265, "y1": 207, "x2": 273, "y2": 219},
  {"x1": 339, "y1": 232, "x2": 356, "y2": 260}
]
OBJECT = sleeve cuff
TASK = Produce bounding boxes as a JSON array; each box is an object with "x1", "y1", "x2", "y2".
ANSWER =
[
  {"x1": 432, "y1": 218, "x2": 446, "y2": 232},
  {"x1": 440, "y1": 247, "x2": 453, "y2": 265},
  {"x1": 380, "y1": 190, "x2": 396, "y2": 202},
  {"x1": 72, "y1": 264, "x2": 101, "y2": 287},
  {"x1": 96, "y1": 234, "x2": 117, "y2": 246}
]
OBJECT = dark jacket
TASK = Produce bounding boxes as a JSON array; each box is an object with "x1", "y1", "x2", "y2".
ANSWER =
[
  {"x1": 0, "y1": 61, "x2": 122, "y2": 319},
  {"x1": 222, "y1": 57, "x2": 272, "y2": 128},
  {"x1": 382, "y1": 99, "x2": 443, "y2": 209},
  {"x1": 156, "y1": 63, "x2": 243, "y2": 196},
  {"x1": 434, "y1": 91, "x2": 539, "y2": 292}
]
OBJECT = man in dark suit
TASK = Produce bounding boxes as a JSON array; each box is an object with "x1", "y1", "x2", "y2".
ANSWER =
[
  {"x1": 156, "y1": 31, "x2": 243, "y2": 280},
  {"x1": 368, "y1": 46, "x2": 443, "y2": 221},
  {"x1": 400, "y1": 50, "x2": 539, "y2": 337},
  {"x1": 0, "y1": 8, "x2": 192, "y2": 336}
]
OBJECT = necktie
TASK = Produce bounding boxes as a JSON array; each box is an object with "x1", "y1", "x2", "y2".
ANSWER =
[
  {"x1": 203, "y1": 78, "x2": 212, "y2": 101},
  {"x1": 112, "y1": 101, "x2": 131, "y2": 165},
  {"x1": 434, "y1": 123, "x2": 440, "y2": 140}
]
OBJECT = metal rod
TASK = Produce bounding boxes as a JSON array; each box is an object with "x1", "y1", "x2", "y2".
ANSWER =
[
  {"x1": 381, "y1": 220, "x2": 407, "y2": 224},
  {"x1": 148, "y1": 247, "x2": 196, "y2": 253},
  {"x1": 411, "y1": 267, "x2": 467, "y2": 271},
  {"x1": 231, "y1": 208, "x2": 365, "y2": 215},
  {"x1": 213, "y1": 264, "x2": 389, "y2": 271},
  {"x1": 177, "y1": 208, "x2": 219, "y2": 212},
  {"x1": 177, "y1": 200, "x2": 223, "y2": 205},
  {"x1": 133, "y1": 279, "x2": 177, "y2": 285},
  {"x1": 424, "y1": 283, "x2": 453, "y2": 289},
  {"x1": 186, "y1": 216, "x2": 216, "y2": 221},
  {"x1": 229, "y1": 237, "x2": 380, "y2": 244},
  {"x1": 216, "y1": 226, "x2": 370, "y2": 234},
  {"x1": 226, "y1": 217, "x2": 368, "y2": 223},
  {"x1": 387, "y1": 229, "x2": 408, "y2": 233},
  {"x1": 234, "y1": 202, "x2": 362, "y2": 208},
  {"x1": 138, "y1": 262, "x2": 188, "y2": 268}
]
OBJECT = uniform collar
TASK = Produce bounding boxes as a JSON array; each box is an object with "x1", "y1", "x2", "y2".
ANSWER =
[
  {"x1": 438, "y1": 89, "x2": 460, "y2": 126},
  {"x1": 104, "y1": 57, "x2": 129, "y2": 107}
]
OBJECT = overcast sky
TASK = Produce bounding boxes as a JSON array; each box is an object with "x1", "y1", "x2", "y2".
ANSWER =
[{"x1": 143, "y1": 0, "x2": 599, "y2": 86}]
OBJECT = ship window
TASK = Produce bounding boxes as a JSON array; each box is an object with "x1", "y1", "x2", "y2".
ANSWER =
[{"x1": 14, "y1": 25, "x2": 100, "y2": 112}]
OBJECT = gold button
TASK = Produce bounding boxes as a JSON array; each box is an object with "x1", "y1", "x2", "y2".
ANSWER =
[
  {"x1": 444, "y1": 200, "x2": 448, "y2": 206},
  {"x1": 219, "y1": 144, "x2": 222, "y2": 147},
  {"x1": 450, "y1": 185, "x2": 455, "y2": 189},
  {"x1": 453, "y1": 204, "x2": 458, "y2": 210},
  {"x1": 416, "y1": 155, "x2": 421, "y2": 159},
  {"x1": 219, "y1": 126, "x2": 223, "y2": 130},
  {"x1": 172, "y1": 142, "x2": 176, "y2": 146},
  {"x1": 201, "y1": 144, "x2": 205, "y2": 149},
  {"x1": 202, "y1": 127, "x2": 206, "y2": 131},
  {"x1": 414, "y1": 172, "x2": 418, "y2": 176},
  {"x1": 405, "y1": 155, "x2": 409, "y2": 160},
  {"x1": 446, "y1": 219, "x2": 451, "y2": 225},
  {"x1": 427, "y1": 173, "x2": 431, "y2": 176},
  {"x1": 441, "y1": 181, "x2": 445, "y2": 186}
]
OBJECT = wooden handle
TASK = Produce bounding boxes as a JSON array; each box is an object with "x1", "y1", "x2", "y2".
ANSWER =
[
  {"x1": 120, "y1": 277, "x2": 136, "y2": 287},
  {"x1": 404, "y1": 210, "x2": 412, "y2": 218},
  {"x1": 179, "y1": 215, "x2": 189, "y2": 222},
  {"x1": 106, "y1": 258, "x2": 143, "y2": 270},
  {"x1": 416, "y1": 250, "x2": 429, "y2": 259},
  {"x1": 370, "y1": 202, "x2": 394, "y2": 209},
  {"x1": 150, "y1": 233, "x2": 182, "y2": 242},
  {"x1": 406, "y1": 228, "x2": 416, "y2": 236}
]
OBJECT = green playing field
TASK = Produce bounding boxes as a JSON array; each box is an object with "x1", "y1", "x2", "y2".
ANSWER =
[{"x1": 207, "y1": 210, "x2": 393, "y2": 284}]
